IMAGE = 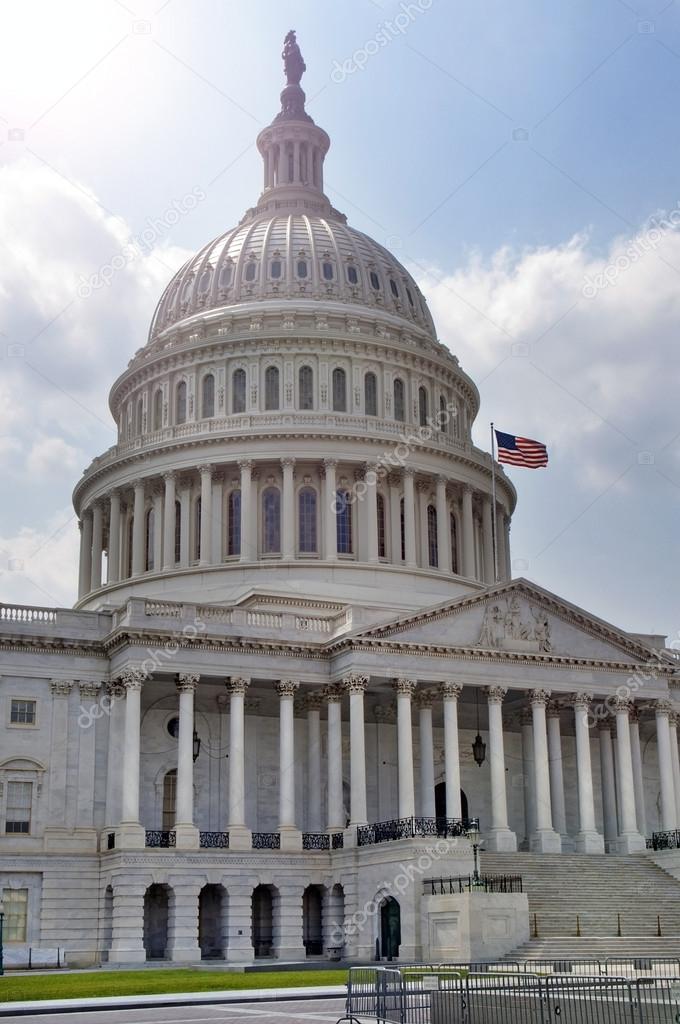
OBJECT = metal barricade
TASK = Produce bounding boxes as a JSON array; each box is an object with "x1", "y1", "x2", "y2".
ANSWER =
[
  {"x1": 634, "y1": 976, "x2": 680, "y2": 1022},
  {"x1": 522, "y1": 958, "x2": 605, "y2": 976},
  {"x1": 462, "y1": 972, "x2": 545, "y2": 1024},
  {"x1": 604, "y1": 957, "x2": 680, "y2": 978},
  {"x1": 543, "y1": 976, "x2": 637, "y2": 1023}
]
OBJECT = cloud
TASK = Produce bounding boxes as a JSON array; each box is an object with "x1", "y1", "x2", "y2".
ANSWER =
[
  {"x1": 0, "y1": 508, "x2": 79, "y2": 608},
  {"x1": 27, "y1": 436, "x2": 83, "y2": 476}
]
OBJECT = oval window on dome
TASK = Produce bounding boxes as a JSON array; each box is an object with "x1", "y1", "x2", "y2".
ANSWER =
[
  {"x1": 198, "y1": 267, "x2": 212, "y2": 293},
  {"x1": 322, "y1": 261, "x2": 334, "y2": 281},
  {"x1": 219, "y1": 262, "x2": 233, "y2": 288},
  {"x1": 297, "y1": 260, "x2": 308, "y2": 279},
  {"x1": 270, "y1": 259, "x2": 282, "y2": 279},
  {"x1": 406, "y1": 286, "x2": 415, "y2": 307},
  {"x1": 180, "y1": 276, "x2": 194, "y2": 303},
  {"x1": 347, "y1": 265, "x2": 358, "y2": 285},
  {"x1": 244, "y1": 261, "x2": 258, "y2": 282},
  {"x1": 369, "y1": 271, "x2": 381, "y2": 291},
  {"x1": 390, "y1": 278, "x2": 399, "y2": 299}
]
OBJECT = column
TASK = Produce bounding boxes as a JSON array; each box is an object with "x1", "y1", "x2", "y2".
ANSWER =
[
  {"x1": 325, "y1": 686, "x2": 344, "y2": 831},
  {"x1": 104, "y1": 681, "x2": 126, "y2": 830},
  {"x1": 238, "y1": 460, "x2": 253, "y2": 562},
  {"x1": 520, "y1": 709, "x2": 536, "y2": 845},
  {"x1": 108, "y1": 877, "x2": 146, "y2": 963},
  {"x1": 365, "y1": 462, "x2": 379, "y2": 563},
  {"x1": 174, "y1": 674, "x2": 199, "y2": 848},
  {"x1": 441, "y1": 683, "x2": 462, "y2": 820},
  {"x1": 119, "y1": 671, "x2": 145, "y2": 847},
  {"x1": 344, "y1": 673, "x2": 369, "y2": 828},
  {"x1": 388, "y1": 473, "x2": 402, "y2": 563},
  {"x1": 152, "y1": 486, "x2": 163, "y2": 570},
  {"x1": 495, "y1": 507, "x2": 507, "y2": 581},
  {"x1": 47, "y1": 680, "x2": 73, "y2": 828},
  {"x1": 529, "y1": 690, "x2": 561, "y2": 852},
  {"x1": 461, "y1": 485, "x2": 475, "y2": 579},
  {"x1": 417, "y1": 481, "x2": 429, "y2": 567},
  {"x1": 226, "y1": 677, "x2": 250, "y2": 848},
  {"x1": 90, "y1": 502, "x2": 104, "y2": 590},
  {"x1": 485, "y1": 686, "x2": 517, "y2": 850},
  {"x1": 436, "y1": 476, "x2": 451, "y2": 573},
  {"x1": 198, "y1": 464, "x2": 213, "y2": 565},
  {"x1": 305, "y1": 693, "x2": 323, "y2": 833},
  {"x1": 655, "y1": 700, "x2": 676, "y2": 831},
  {"x1": 546, "y1": 702, "x2": 568, "y2": 844},
  {"x1": 629, "y1": 706, "x2": 647, "y2": 839},
  {"x1": 416, "y1": 689, "x2": 436, "y2": 818},
  {"x1": 572, "y1": 693, "x2": 604, "y2": 853},
  {"x1": 179, "y1": 480, "x2": 190, "y2": 567},
  {"x1": 108, "y1": 490, "x2": 121, "y2": 584},
  {"x1": 670, "y1": 713, "x2": 680, "y2": 828},
  {"x1": 598, "y1": 721, "x2": 619, "y2": 852},
  {"x1": 614, "y1": 699, "x2": 646, "y2": 852},
  {"x1": 78, "y1": 510, "x2": 93, "y2": 599},
  {"x1": 481, "y1": 496, "x2": 495, "y2": 584},
  {"x1": 402, "y1": 468, "x2": 417, "y2": 567},
  {"x1": 167, "y1": 876, "x2": 201, "y2": 961},
  {"x1": 323, "y1": 458, "x2": 338, "y2": 560},
  {"x1": 282, "y1": 457, "x2": 296, "y2": 560},
  {"x1": 77, "y1": 682, "x2": 100, "y2": 830},
  {"x1": 276, "y1": 679, "x2": 301, "y2": 849},
  {"x1": 162, "y1": 471, "x2": 176, "y2": 570},
  {"x1": 394, "y1": 679, "x2": 416, "y2": 819},
  {"x1": 131, "y1": 479, "x2": 146, "y2": 575}
]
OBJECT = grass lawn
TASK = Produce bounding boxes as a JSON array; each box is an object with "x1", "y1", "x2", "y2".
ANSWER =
[{"x1": 0, "y1": 968, "x2": 348, "y2": 1003}]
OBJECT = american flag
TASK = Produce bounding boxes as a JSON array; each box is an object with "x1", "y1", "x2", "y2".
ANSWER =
[{"x1": 494, "y1": 429, "x2": 548, "y2": 469}]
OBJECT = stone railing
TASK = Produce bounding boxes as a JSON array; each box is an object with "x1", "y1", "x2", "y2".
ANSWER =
[
  {"x1": 295, "y1": 616, "x2": 331, "y2": 633},
  {"x1": 0, "y1": 604, "x2": 57, "y2": 624},
  {"x1": 247, "y1": 611, "x2": 283, "y2": 629}
]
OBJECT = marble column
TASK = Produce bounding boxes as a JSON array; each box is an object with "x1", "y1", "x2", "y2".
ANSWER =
[
  {"x1": 655, "y1": 700, "x2": 677, "y2": 831},
  {"x1": 416, "y1": 689, "x2": 436, "y2": 818},
  {"x1": 178, "y1": 480, "x2": 191, "y2": 567},
  {"x1": 520, "y1": 709, "x2": 536, "y2": 845},
  {"x1": 388, "y1": 473, "x2": 402, "y2": 563},
  {"x1": 238, "y1": 460, "x2": 253, "y2": 562},
  {"x1": 481, "y1": 496, "x2": 495, "y2": 584},
  {"x1": 198, "y1": 464, "x2": 213, "y2": 566},
  {"x1": 598, "y1": 721, "x2": 619, "y2": 852},
  {"x1": 485, "y1": 686, "x2": 517, "y2": 850},
  {"x1": 417, "y1": 481, "x2": 429, "y2": 567},
  {"x1": 394, "y1": 679, "x2": 416, "y2": 819},
  {"x1": 90, "y1": 502, "x2": 104, "y2": 591},
  {"x1": 325, "y1": 686, "x2": 344, "y2": 832},
  {"x1": 276, "y1": 680, "x2": 301, "y2": 849},
  {"x1": 118, "y1": 672, "x2": 145, "y2": 848},
  {"x1": 344, "y1": 674, "x2": 369, "y2": 828},
  {"x1": 77, "y1": 682, "x2": 100, "y2": 830},
  {"x1": 282, "y1": 457, "x2": 296, "y2": 560},
  {"x1": 670, "y1": 713, "x2": 680, "y2": 829},
  {"x1": 174, "y1": 674, "x2": 199, "y2": 848},
  {"x1": 365, "y1": 462, "x2": 379, "y2": 563},
  {"x1": 402, "y1": 468, "x2": 417, "y2": 567},
  {"x1": 305, "y1": 693, "x2": 323, "y2": 833},
  {"x1": 104, "y1": 681, "x2": 126, "y2": 830},
  {"x1": 441, "y1": 683, "x2": 462, "y2": 820},
  {"x1": 108, "y1": 490, "x2": 121, "y2": 584},
  {"x1": 461, "y1": 485, "x2": 475, "y2": 579},
  {"x1": 152, "y1": 486, "x2": 163, "y2": 570},
  {"x1": 546, "y1": 702, "x2": 568, "y2": 843},
  {"x1": 78, "y1": 510, "x2": 93, "y2": 599},
  {"x1": 436, "y1": 476, "x2": 451, "y2": 573},
  {"x1": 323, "y1": 458, "x2": 338, "y2": 561},
  {"x1": 614, "y1": 699, "x2": 646, "y2": 852},
  {"x1": 226, "y1": 677, "x2": 251, "y2": 848},
  {"x1": 47, "y1": 680, "x2": 73, "y2": 828},
  {"x1": 131, "y1": 479, "x2": 146, "y2": 576},
  {"x1": 572, "y1": 693, "x2": 604, "y2": 853},
  {"x1": 162, "y1": 471, "x2": 176, "y2": 570},
  {"x1": 529, "y1": 690, "x2": 561, "y2": 852},
  {"x1": 629, "y1": 706, "x2": 647, "y2": 839}
]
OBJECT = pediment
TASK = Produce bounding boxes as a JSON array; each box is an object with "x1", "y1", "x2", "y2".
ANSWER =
[{"x1": 353, "y1": 579, "x2": 658, "y2": 666}]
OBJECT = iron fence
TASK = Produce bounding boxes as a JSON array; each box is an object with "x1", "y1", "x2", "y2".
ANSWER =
[
  {"x1": 303, "y1": 832, "x2": 331, "y2": 850},
  {"x1": 651, "y1": 829, "x2": 680, "y2": 851},
  {"x1": 424, "y1": 874, "x2": 523, "y2": 895},
  {"x1": 199, "y1": 831, "x2": 229, "y2": 848},
  {"x1": 357, "y1": 816, "x2": 479, "y2": 847},
  {"x1": 251, "y1": 831, "x2": 281, "y2": 849},
  {"x1": 144, "y1": 830, "x2": 175, "y2": 848}
]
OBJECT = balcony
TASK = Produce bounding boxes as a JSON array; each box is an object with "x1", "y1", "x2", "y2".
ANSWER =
[{"x1": 357, "y1": 816, "x2": 479, "y2": 847}]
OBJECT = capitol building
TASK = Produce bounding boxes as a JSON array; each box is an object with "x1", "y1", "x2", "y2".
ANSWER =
[{"x1": 1, "y1": 35, "x2": 680, "y2": 966}]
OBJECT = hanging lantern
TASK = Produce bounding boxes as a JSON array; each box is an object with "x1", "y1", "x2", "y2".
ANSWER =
[
  {"x1": 192, "y1": 728, "x2": 201, "y2": 763},
  {"x1": 472, "y1": 689, "x2": 486, "y2": 767}
]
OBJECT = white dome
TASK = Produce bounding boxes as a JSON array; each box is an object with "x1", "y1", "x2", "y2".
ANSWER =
[{"x1": 148, "y1": 213, "x2": 437, "y2": 344}]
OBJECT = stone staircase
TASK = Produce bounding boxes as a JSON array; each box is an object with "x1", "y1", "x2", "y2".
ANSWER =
[{"x1": 481, "y1": 852, "x2": 680, "y2": 943}]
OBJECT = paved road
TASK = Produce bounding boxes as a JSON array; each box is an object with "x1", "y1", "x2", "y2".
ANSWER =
[{"x1": 0, "y1": 997, "x2": 349, "y2": 1024}]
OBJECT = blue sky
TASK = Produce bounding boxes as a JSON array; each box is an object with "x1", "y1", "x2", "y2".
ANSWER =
[{"x1": 1, "y1": 0, "x2": 679, "y2": 639}]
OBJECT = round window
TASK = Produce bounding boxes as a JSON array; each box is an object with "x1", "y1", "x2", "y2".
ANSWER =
[{"x1": 167, "y1": 716, "x2": 180, "y2": 738}]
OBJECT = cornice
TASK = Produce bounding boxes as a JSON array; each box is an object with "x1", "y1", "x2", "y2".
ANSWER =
[{"x1": 0, "y1": 637, "x2": 106, "y2": 658}]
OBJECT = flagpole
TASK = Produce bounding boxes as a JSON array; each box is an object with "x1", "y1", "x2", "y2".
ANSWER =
[{"x1": 490, "y1": 422, "x2": 499, "y2": 583}]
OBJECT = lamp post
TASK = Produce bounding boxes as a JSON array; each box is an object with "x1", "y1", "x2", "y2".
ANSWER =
[
  {"x1": 466, "y1": 824, "x2": 483, "y2": 886},
  {"x1": 0, "y1": 910, "x2": 4, "y2": 976}
]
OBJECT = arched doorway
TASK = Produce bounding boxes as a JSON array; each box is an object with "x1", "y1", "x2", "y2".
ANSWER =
[
  {"x1": 380, "y1": 897, "x2": 401, "y2": 961},
  {"x1": 143, "y1": 884, "x2": 169, "y2": 960},
  {"x1": 303, "y1": 885, "x2": 324, "y2": 956},
  {"x1": 252, "y1": 885, "x2": 274, "y2": 958},
  {"x1": 199, "y1": 884, "x2": 226, "y2": 959},
  {"x1": 434, "y1": 782, "x2": 469, "y2": 821}
]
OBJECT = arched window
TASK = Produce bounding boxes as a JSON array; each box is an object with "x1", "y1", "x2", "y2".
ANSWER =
[
  {"x1": 298, "y1": 487, "x2": 317, "y2": 554},
  {"x1": 296, "y1": 259, "x2": 308, "y2": 278},
  {"x1": 135, "y1": 397, "x2": 144, "y2": 436},
  {"x1": 265, "y1": 366, "x2": 280, "y2": 411},
  {"x1": 400, "y1": 498, "x2": 405, "y2": 561},
  {"x1": 332, "y1": 368, "x2": 347, "y2": 412},
  {"x1": 202, "y1": 374, "x2": 215, "y2": 419},
  {"x1": 418, "y1": 385, "x2": 428, "y2": 427},
  {"x1": 152, "y1": 389, "x2": 162, "y2": 431},
  {"x1": 347, "y1": 265, "x2": 358, "y2": 285},
  {"x1": 127, "y1": 516, "x2": 134, "y2": 578},
  {"x1": 450, "y1": 512, "x2": 459, "y2": 575},
  {"x1": 427, "y1": 504, "x2": 438, "y2": 568},
  {"x1": 270, "y1": 259, "x2": 282, "y2": 279},
  {"x1": 145, "y1": 508, "x2": 154, "y2": 571},
  {"x1": 244, "y1": 261, "x2": 257, "y2": 283},
  {"x1": 376, "y1": 493, "x2": 386, "y2": 558},
  {"x1": 336, "y1": 489, "x2": 353, "y2": 555},
  {"x1": 439, "y1": 394, "x2": 448, "y2": 433},
  {"x1": 299, "y1": 365, "x2": 314, "y2": 410},
  {"x1": 174, "y1": 500, "x2": 181, "y2": 564},
  {"x1": 176, "y1": 381, "x2": 187, "y2": 424},
  {"x1": 227, "y1": 490, "x2": 241, "y2": 556},
  {"x1": 262, "y1": 487, "x2": 281, "y2": 554},
  {"x1": 162, "y1": 770, "x2": 177, "y2": 831},
  {"x1": 194, "y1": 497, "x2": 201, "y2": 562},
  {"x1": 364, "y1": 372, "x2": 377, "y2": 416},
  {"x1": 393, "y1": 378, "x2": 405, "y2": 422},
  {"x1": 232, "y1": 368, "x2": 246, "y2": 413}
]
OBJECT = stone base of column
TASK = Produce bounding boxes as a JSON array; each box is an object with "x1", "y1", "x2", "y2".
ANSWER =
[
  {"x1": 278, "y1": 827, "x2": 303, "y2": 852},
  {"x1": 116, "y1": 822, "x2": 146, "y2": 850},
  {"x1": 167, "y1": 943, "x2": 201, "y2": 962},
  {"x1": 342, "y1": 826, "x2": 360, "y2": 849},
  {"x1": 228, "y1": 826, "x2": 252, "y2": 851},
  {"x1": 174, "y1": 823, "x2": 200, "y2": 850},
  {"x1": 530, "y1": 829, "x2": 562, "y2": 854},
  {"x1": 108, "y1": 945, "x2": 147, "y2": 964},
  {"x1": 616, "y1": 831, "x2": 647, "y2": 854},
  {"x1": 574, "y1": 830, "x2": 605, "y2": 854},
  {"x1": 560, "y1": 833, "x2": 575, "y2": 852},
  {"x1": 485, "y1": 828, "x2": 517, "y2": 852}
]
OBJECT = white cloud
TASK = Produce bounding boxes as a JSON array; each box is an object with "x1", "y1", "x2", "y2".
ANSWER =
[
  {"x1": 27, "y1": 436, "x2": 83, "y2": 476},
  {"x1": 0, "y1": 509, "x2": 79, "y2": 608}
]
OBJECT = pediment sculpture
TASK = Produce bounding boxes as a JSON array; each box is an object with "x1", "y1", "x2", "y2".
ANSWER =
[{"x1": 478, "y1": 596, "x2": 552, "y2": 653}]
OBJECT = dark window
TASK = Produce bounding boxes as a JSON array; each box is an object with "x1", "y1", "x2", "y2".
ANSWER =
[
  {"x1": 298, "y1": 488, "x2": 317, "y2": 553},
  {"x1": 5, "y1": 781, "x2": 31, "y2": 834},
  {"x1": 245, "y1": 261, "x2": 257, "y2": 282},
  {"x1": 176, "y1": 381, "x2": 187, "y2": 424},
  {"x1": 135, "y1": 397, "x2": 144, "y2": 436},
  {"x1": 232, "y1": 368, "x2": 246, "y2": 413},
  {"x1": 418, "y1": 386, "x2": 428, "y2": 427},
  {"x1": 145, "y1": 508, "x2": 154, "y2": 572},
  {"x1": 336, "y1": 490, "x2": 353, "y2": 555},
  {"x1": 265, "y1": 366, "x2": 280, "y2": 410},
  {"x1": 427, "y1": 504, "x2": 438, "y2": 567},
  {"x1": 152, "y1": 389, "x2": 163, "y2": 431},
  {"x1": 194, "y1": 498, "x2": 201, "y2": 562},
  {"x1": 198, "y1": 267, "x2": 212, "y2": 293},
  {"x1": 347, "y1": 265, "x2": 358, "y2": 285},
  {"x1": 297, "y1": 260, "x2": 308, "y2": 278},
  {"x1": 202, "y1": 374, "x2": 215, "y2": 418},
  {"x1": 174, "y1": 500, "x2": 181, "y2": 564},
  {"x1": 332, "y1": 368, "x2": 347, "y2": 412},
  {"x1": 439, "y1": 394, "x2": 447, "y2": 432},
  {"x1": 299, "y1": 365, "x2": 314, "y2": 410},
  {"x1": 364, "y1": 372, "x2": 377, "y2": 416},
  {"x1": 271, "y1": 260, "x2": 282, "y2": 279},
  {"x1": 10, "y1": 699, "x2": 36, "y2": 725},
  {"x1": 393, "y1": 378, "x2": 405, "y2": 422},
  {"x1": 262, "y1": 487, "x2": 281, "y2": 554},
  {"x1": 322, "y1": 261, "x2": 334, "y2": 281},
  {"x1": 400, "y1": 498, "x2": 405, "y2": 561},
  {"x1": 450, "y1": 513, "x2": 459, "y2": 574},
  {"x1": 218, "y1": 262, "x2": 233, "y2": 288},
  {"x1": 390, "y1": 278, "x2": 399, "y2": 299},
  {"x1": 377, "y1": 493, "x2": 386, "y2": 558},
  {"x1": 369, "y1": 271, "x2": 381, "y2": 291},
  {"x1": 228, "y1": 490, "x2": 241, "y2": 556}
]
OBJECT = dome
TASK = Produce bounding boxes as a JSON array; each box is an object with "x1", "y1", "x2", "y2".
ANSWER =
[{"x1": 147, "y1": 214, "x2": 437, "y2": 344}]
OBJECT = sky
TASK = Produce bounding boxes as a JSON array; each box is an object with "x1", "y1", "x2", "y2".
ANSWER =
[{"x1": 0, "y1": 0, "x2": 679, "y2": 640}]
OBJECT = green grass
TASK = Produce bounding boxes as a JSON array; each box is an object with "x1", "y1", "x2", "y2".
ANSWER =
[{"x1": 0, "y1": 968, "x2": 348, "y2": 1003}]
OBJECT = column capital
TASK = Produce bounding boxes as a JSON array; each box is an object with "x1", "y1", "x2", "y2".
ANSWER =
[
  {"x1": 485, "y1": 685, "x2": 507, "y2": 705},
  {"x1": 629, "y1": 705, "x2": 641, "y2": 724},
  {"x1": 613, "y1": 697, "x2": 632, "y2": 715},
  {"x1": 238, "y1": 458, "x2": 254, "y2": 472},
  {"x1": 50, "y1": 680, "x2": 74, "y2": 698},
  {"x1": 415, "y1": 479, "x2": 429, "y2": 494},
  {"x1": 436, "y1": 474, "x2": 448, "y2": 488},
  {"x1": 403, "y1": 466, "x2": 416, "y2": 478},
  {"x1": 323, "y1": 457, "x2": 338, "y2": 469},
  {"x1": 198, "y1": 463, "x2": 213, "y2": 476},
  {"x1": 162, "y1": 470, "x2": 176, "y2": 483},
  {"x1": 177, "y1": 673, "x2": 199, "y2": 694},
  {"x1": 281, "y1": 457, "x2": 296, "y2": 469},
  {"x1": 227, "y1": 677, "x2": 250, "y2": 695},
  {"x1": 343, "y1": 673, "x2": 369, "y2": 694},
  {"x1": 656, "y1": 698, "x2": 674, "y2": 715},
  {"x1": 302, "y1": 691, "x2": 324, "y2": 712},
  {"x1": 78, "y1": 681, "x2": 101, "y2": 700},
  {"x1": 546, "y1": 700, "x2": 562, "y2": 719},
  {"x1": 387, "y1": 472, "x2": 402, "y2": 488},
  {"x1": 106, "y1": 680, "x2": 126, "y2": 701},
  {"x1": 131, "y1": 478, "x2": 145, "y2": 492},
  {"x1": 415, "y1": 688, "x2": 435, "y2": 710},
  {"x1": 440, "y1": 681, "x2": 463, "y2": 701},
  {"x1": 120, "y1": 670, "x2": 143, "y2": 692},
  {"x1": 462, "y1": 483, "x2": 473, "y2": 496},
  {"x1": 393, "y1": 678, "x2": 417, "y2": 697},
  {"x1": 571, "y1": 691, "x2": 593, "y2": 709},
  {"x1": 529, "y1": 688, "x2": 551, "y2": 708},
  {"x1": 323, "y1": 684, "x2": 344, "y2": 704},
  {"x1": 276, "y1": 679, "x2": 300, "y2": 698}
]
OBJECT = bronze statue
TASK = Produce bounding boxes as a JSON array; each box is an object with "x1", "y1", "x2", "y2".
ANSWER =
[{"x1": 282, "y1": 30, "x2": 306, "y2": 86}]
